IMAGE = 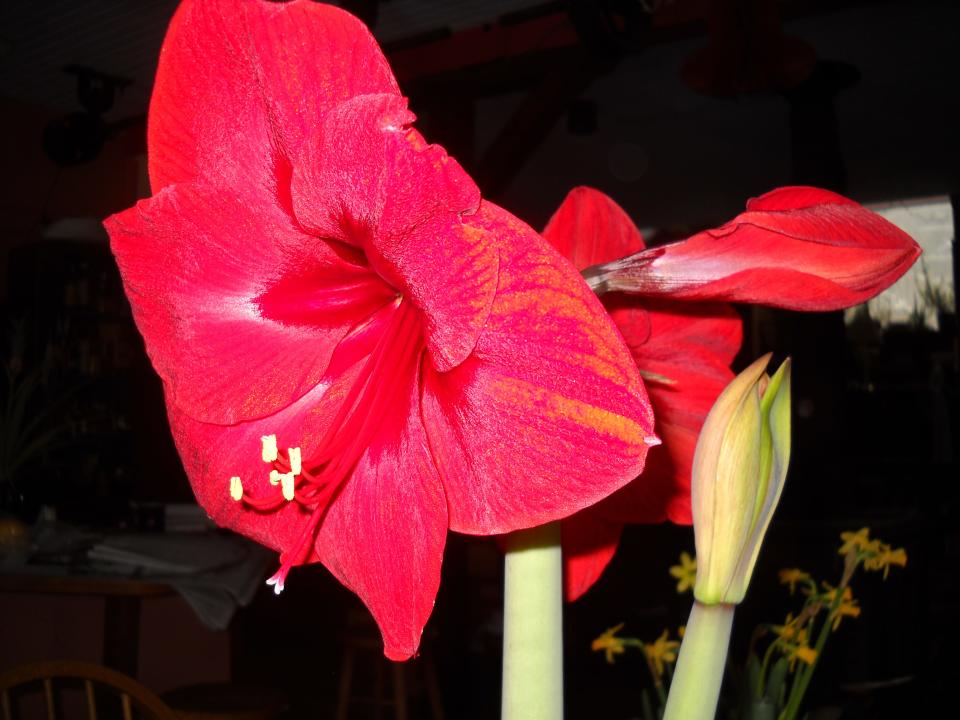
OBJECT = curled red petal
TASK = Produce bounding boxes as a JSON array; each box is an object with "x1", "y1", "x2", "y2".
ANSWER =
[
  {"x1": 542, "y1": 186, "x2": 645, "y2": 270},
  {"x1": 105, "y1": 183, "x2": 372, "y2": 424},
  {"x1": 421, "y1": 202, "x2": 657, "y2": 535},
  {"x1": 291, "y1": 93, "x2": 493, "y2": 372},
  {"x1": 600, "y1": 186, "x2": 921, "y2": 309},
  {"x1": 149, "y1": 0, "x2": 398, "y2": 194}
]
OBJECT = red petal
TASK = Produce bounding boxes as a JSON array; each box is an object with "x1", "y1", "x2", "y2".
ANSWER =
[
  {"x1": 561, "y1": 514, "x2": 622, "y2": 602},
  {"x1": 291, "y1": 93, "x2": 494, "y2": 372},
  {"x1": 106, "y1": 183, "x2": 373, "y2": 424},
  {"x1": 602, "y1": 186, "x2": 921, "y2": 309},
  {"x1": 640, "y1": 300, "x2": 741, "y2": 382},
  {"x1": 559, "y1": 302, "x2": 740, "y2": 599},
  {"x1": 312, "y1": 362, "x2": 447, "y2": 661},
  {"x1": 542, "y1": 186, "x2": 645, "y2": 270},
  {"x1": 149, "y1": 0, "x2": 398, "y2": 193},
  {"x1": 598, "y1": 301, "x2": 740, "y2": 527},
  {"x1": 168, "y1": 339, "x2": 445, "y2": 660},
  {"x1": 421, "y1": 202, "x2": 657, "y2": 535},
  {"x1": 167, "y1": 367, "x2": 360, "y2": 562}
]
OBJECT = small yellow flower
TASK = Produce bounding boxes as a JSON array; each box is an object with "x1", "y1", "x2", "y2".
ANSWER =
[
  {"x1": 773, "y1": 619, "x2": 817, "y2": 671},
  {"x1": 839, "y1": 528, "x2": 872, "y2": 555},
  {"x1": 864, "y1": 543, "x2": 907, "y2": 579},
  {"x1": 787, "y1": 642, "x2": 818, "y2": 671},
  {"x1": 592, "y1": 623, "x2": 627, "y2": 664},
  {"x1": 821, "y1": 584, "x2": 861, "y2": 630},
  {"x1": 778, "y1": 568, "x2": 811, "y2": 595},
  {"x1": 770, "y1": 613, "x2": 801, "y2": 642},
  {"x1": 644, "y1": 630, "x2": 680, "y2": 678},
  {"x1": 669, "y1": 551, "x2": 697, "y2": 594}
]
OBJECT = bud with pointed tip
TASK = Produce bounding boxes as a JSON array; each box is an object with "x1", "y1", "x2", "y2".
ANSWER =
[{"x1": 692, "y1": 353, "x2": 791, "y2": 605}]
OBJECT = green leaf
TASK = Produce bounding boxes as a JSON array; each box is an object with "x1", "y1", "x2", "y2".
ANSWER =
[
  {"x1": 744, "y1": 698, "x2": 777, "y2": 720},
  {"x1": 746, "y1": 652, "x2": 762, "y2": 696},
  {"x1": 766, "y1": 657, "x2": 790, "y2": 705},
  {"x1": 641, "y1": 687, "x2": 656, "y2": 720}
]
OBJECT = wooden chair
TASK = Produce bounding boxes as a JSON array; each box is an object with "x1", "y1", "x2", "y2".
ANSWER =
[{"x1": 0, "y1": 661, "x2": 179, "y2": 720}]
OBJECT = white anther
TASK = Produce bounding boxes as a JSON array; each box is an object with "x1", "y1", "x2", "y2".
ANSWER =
[
  {"x1": 229, "y1": 476, "x2": 243, "y2": 501},
  {"x1": 261, "y1": 434, "x2": 278, "y2": 463},
  {"x1": 280, "y1": 472, "x2": 295, "y2": 501},
  {"x1": 288, "y1": 447, "x2": 302, "y2": 476},
  {"x1": 269, "y1": 469, "x2": 280, "y2": 486}
]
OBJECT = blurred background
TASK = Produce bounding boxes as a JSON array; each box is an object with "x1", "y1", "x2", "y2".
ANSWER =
[{"x1": 0, "y1": 1, "x2": 956, "y2": 718}]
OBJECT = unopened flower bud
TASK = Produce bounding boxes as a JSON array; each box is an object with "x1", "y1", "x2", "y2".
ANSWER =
[{"x1": 692, "y1": 353, "x2": 791, "y2": 604}]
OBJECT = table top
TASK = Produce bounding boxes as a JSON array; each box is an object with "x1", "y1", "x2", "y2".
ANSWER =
[{"x1": 0, "y1": 569, "x2": 173, "y2": 597}]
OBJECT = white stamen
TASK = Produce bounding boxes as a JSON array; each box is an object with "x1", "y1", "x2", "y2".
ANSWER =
[
  {"x1": 288, "y1": 447, "x2": 302, "y2": 476},
  {"x1": 229, "y1": 476, "x2": 243, "y2": 501},
  {"x1": 269, "y1": 469, "x2": 281, "y2": 486},
  {"x1": 261, "y1": 434, "x2": 278, "y2": 463}
]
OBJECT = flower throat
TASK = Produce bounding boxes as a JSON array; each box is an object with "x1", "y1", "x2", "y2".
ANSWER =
[{"x1": 229, "y1": 298, "x2": 423, "y2": 593}]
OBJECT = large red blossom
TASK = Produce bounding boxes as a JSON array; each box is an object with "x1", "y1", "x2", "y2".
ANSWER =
[
  {"x1": 104, "y1": 1, "x2": 656, "y2": 660},
  {"x1": 544, "y1": 187, "x2": 920, "y2": 601}
]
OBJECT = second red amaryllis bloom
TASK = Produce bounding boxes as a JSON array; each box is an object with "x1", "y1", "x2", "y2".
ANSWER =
[
  {"x1": 104, "y1": 0, "x2": 657, "y2": 660},
  {"x1": 545, "y1": 186, "x2": 920, "y2": 601}
]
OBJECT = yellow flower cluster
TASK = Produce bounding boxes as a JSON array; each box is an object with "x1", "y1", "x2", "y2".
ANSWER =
[
  {"x1": 839, "y1": 527, "x2": 908, "y2": 579},
  {"x1": 819, "y1": 583, "x2": 862, "y2": 630},
  {"x1": 590, "y1": 623, "x2": 682, "y2": 680},
  {"x1": 770, "y1": 614, "x2": 818, "y2": 670}
]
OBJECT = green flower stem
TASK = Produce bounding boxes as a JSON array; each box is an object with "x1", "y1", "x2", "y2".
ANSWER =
[
  {"x1": 501, "y1": 521, "x2": 564, "y2": 720},
  {"x1": 662, "y1": 601, "x2": 736, "y2": 720},
  {"x1": 756, "y1": 632, "x2": 781, "y2": 699}
]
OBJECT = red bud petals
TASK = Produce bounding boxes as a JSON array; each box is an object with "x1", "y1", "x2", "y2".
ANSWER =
[{"x1": 600, "y1": 186, "x2": 921, "y2": 309}]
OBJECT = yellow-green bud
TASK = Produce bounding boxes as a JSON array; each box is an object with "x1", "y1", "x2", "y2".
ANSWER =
[{"x1": 692, "y1": 353, "x2": 791, "y2": 604}]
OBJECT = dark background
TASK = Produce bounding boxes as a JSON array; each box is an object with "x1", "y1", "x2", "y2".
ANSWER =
[{"x1": 0, "y1": 1, "x2": 957, "y2": 718}]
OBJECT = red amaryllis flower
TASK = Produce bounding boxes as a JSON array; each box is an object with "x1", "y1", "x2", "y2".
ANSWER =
[
  {"x1": 544, "y1": 186, "x2": 920, "y2": 601},
  {"x1": 104, "y1": 0, "x2": 656, "y2": 660}
]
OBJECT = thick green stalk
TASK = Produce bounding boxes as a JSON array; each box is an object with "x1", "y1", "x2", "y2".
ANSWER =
[
  {"x1": 662, "y1": 601, "x2": 736, "y2": 720},
  {"x1": 501, "y1": 521, "x2": 564, "y2": 720}
]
